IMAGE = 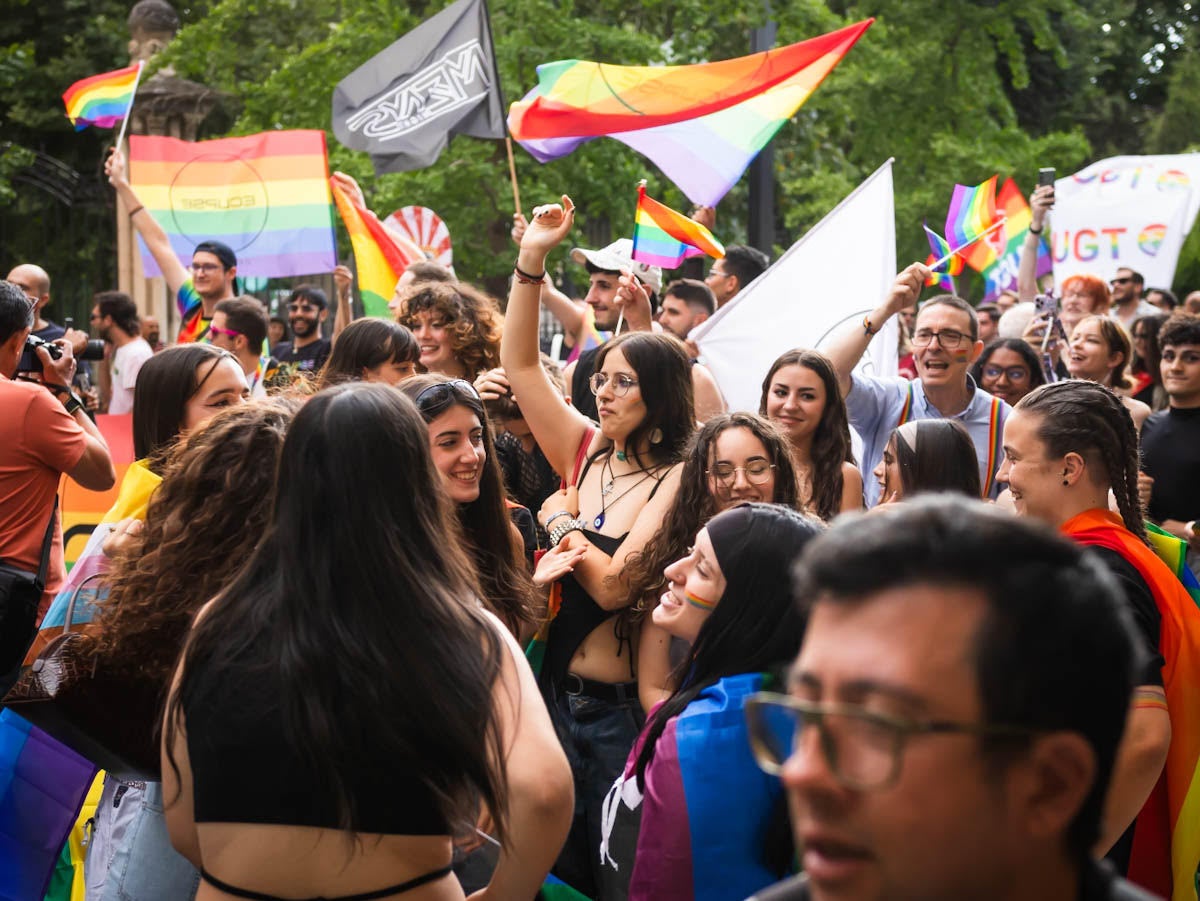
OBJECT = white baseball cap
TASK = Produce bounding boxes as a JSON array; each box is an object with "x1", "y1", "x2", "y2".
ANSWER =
[{"x1": 569, "y1": 238, "x2": 663, "y2": 294}]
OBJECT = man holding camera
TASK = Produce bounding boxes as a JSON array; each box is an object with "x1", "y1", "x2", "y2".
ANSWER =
[{"x1": 0, "y1": 280, "x2": 115, "y2": 623}]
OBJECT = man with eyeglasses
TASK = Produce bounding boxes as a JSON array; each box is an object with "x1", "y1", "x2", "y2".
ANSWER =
[
  {"x1": 744, "y1": 496, "x2": 1158, "y2": 901},
  {"x1": 705, "y1": 244, "x2": 769, "y2": 309},
  {"x1": 826, "y1": 264, "x2": 1010, "y2": 505},
  {"x1": 209, "y1": 297, "x2": 277, "y2": 398},
  {"x1": 1110, "y1": 268, "x2": 1157, "y2": 331},
  {"x1": 107, "y1": 148, "x2": 239, "y2": 344}
]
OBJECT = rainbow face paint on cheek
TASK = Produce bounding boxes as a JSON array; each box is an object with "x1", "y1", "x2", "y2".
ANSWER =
[
  {"x1": 686, "y1": 591, "x2": 717, "y2": 611},
  {"x1": 953, "y1": 349, "x2": 971, "y2": 364}
]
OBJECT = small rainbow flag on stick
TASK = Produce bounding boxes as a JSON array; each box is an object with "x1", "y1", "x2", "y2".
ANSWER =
[
  {"x1": 945, "y1": 175, "x2": 1000, "y2": 252},
  {"x1": 62, "y1": 62, "x2": 142, "y2": 132},
  {"x1": 922, "y1": 223, "x2": 963, "y2": 292},
  {"x1": 632, "y1": 182, "x2": 724, "y2": 269},
  {"x1": 330, "y1": 176, "x2": 423, "y2": 318}
]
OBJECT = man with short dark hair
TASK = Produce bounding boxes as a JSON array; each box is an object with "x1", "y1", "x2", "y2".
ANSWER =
[
  {"x1": 826, "y1": 264, "x2": 1010, "y2": 504},
  {"x1": 976, "y1": 302, "x2": 1001, "y2": 344},
  {"x1": 705, "y1": 244, "x2": 769, "y2": 308},
  {"x1": 1110, "y1": 268, "x2": 1157, "y2": 330},
  {"x1": 1145, "y1": 288, "x2": 1178, "y2": 313},
  {"x1": 1141, "y1": 311, "x2": 1200, "y2": 568},
  {"x1": 211, "y1": 296, "x2": 275, "y2": 397},
  {"x1": 747, "y1": 496, "x2": 1157, "y2": 901},
  {"x1": 272, "y1": 285, "x2": 331, "y2": 379},
  {"x1": 92, "y1": 291, "x2": 152, "y2": 415},
  {"x1": 0, "y1": 281, "x2": 115, "y2": 628},
  {"x1": 657, "y1": 278, "x2": 716, "y2": 341}
]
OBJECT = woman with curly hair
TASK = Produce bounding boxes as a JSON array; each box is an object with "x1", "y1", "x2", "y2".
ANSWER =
[
  {"x1": 395, "y1": 280, "x2": 502, "y2": 381},
  {"x1": 83, "y1": 398, "x2": 298, "y2": 901},
  {"x1": 759, "y1": 349, "x2": 862, "y2": 519},
  {"x1": 621, "y1": 412, "x2": 801, "y2": 712},
  {"x1": 400, "y1": 374, "x2": 538, "y2": 640},
  {"x1": 315, "y1": 317, "x2": 420, "y2": 388}
]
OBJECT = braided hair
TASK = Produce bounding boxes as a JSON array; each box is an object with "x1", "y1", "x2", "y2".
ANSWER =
[{"x1": 1016, "y1": 381, "x2": 1146, "y2": 541}]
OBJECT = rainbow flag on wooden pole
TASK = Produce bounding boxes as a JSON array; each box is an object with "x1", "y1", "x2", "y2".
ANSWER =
[
  {"x1": 330, "y1": 176, "x2": 423, "y2": 318},
  {"x1": 631, "y1": 182, "x2": 724, "y2": 269},
  {"x1": 62, "y1": 62, "x2": 142, "y2": 132}
]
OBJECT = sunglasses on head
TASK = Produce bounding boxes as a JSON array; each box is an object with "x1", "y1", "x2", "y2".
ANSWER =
[{"x1": 414, "y1": 379, "x2": 481, "y2": 412}]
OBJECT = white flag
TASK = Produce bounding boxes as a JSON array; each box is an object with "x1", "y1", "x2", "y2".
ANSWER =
[
  {"x1": 1052, "y1": 153, "x2": 1200, "y2": 287},
  {"x1": 693, "y1": 160, "x2": 898, "y2": 413}
]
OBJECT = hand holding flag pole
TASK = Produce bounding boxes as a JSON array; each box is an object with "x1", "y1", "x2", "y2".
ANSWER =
[
  {"x1": 113, "y1": 61, "x2": 144, "y2": 150},
  {"x1": 927, "y1": 216, "x2": 1007, "y2": 272}
]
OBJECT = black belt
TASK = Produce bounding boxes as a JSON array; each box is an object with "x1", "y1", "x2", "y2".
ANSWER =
[{"x1": 563, "y1": 672, "x2": 637, "y2": 703}]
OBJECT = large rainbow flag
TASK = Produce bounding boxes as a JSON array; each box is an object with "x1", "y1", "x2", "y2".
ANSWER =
[
  {"x1": 128, "y1": 131, "x2": 337, "y2": 278},
  {"x1": 511, "y1": 20, "x2": 872, "y2": 206},
  {"x1": 330, "y1": 178, "x2": 423, "y2": 318},
  {"x1": 61, "y1": 63, "x2": 140, "y2": 131},
  {"x1": 632, "y1": 184, "x2": 724, "y2": 269}
]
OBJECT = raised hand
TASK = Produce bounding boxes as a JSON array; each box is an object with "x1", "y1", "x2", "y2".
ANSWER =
[{"x1": 519, "y1": 196, "x2": 575, "y2": 261}]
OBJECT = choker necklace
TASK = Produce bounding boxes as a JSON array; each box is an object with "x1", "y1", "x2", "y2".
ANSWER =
[{"x1": 615, "y1": 448, "x2": 628, "y2": 462}]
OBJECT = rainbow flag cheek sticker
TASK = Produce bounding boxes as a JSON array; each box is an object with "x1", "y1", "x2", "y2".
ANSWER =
[{"x1": 1139, "y1": 224, "x2": 1168, "y2": 256}]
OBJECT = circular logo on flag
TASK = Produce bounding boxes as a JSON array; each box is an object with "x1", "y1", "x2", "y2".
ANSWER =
[
  {"x1": 1138, "y1": 224, "x2": 1168, "y2": 256},
  {"x1": 168, "y1": 155, "x2": 270, "y2": 253},
  {"x1": 384, "y1": 206, "x2": 453, "y2": 269},
  {"x1": 1156, "y1": 170, "x2": 1190, "y2": 192}
]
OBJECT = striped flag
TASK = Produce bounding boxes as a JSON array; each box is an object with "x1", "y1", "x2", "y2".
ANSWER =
[
  {"x1": 631, "y1": 184, "x2": 724, "y2": 269},
  {"x1": 61, "y1": 63, "x2": 141, "y2": 130},
  {"x1": 330, "y1": 178, "x2": 423, "y2": 318}
]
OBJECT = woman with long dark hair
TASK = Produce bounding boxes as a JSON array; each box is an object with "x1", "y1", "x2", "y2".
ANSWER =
[
  {"x1": 598, "y1": 503, "x2": 822, "y2": 900},
  {"x1": 162, "y1": 384, "x2": 572, "y2": 900},
  {"x1": 316, "y1": 317, "x2": 419, "y2": 388},
  {"x1": 503, "y1": 196, "x2": 693, "y2": 896},
  {"x1": 759, "y1": 349, "x2": 861, "y2": 519},
  {"x1": 1130, "y1": 313, "x2": 1169, "y2": 411},
  {"x1": 622, "y1": 412, "x2": 801, "y2": 711},
  {"x1": 399, "y1": 374, "x2": 538, "y2": 638},
  {"x1": 873, "y1": 419, "x2": 983, "y2": 503},
  {"x1": 970, "y1": 337, "x2": 1046, "y2": 407}
]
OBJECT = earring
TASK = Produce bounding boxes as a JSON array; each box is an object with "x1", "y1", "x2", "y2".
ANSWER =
[
  {"x1": 1062, "y1": 479, "x2": 1069, "y2": 486},
  {"x1": 649, "y1": 427, "x2": 663, "y2": 445}
]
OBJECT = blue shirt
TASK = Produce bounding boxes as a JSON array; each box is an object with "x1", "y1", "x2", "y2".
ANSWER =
[{"x1": 847, "y1": 372, "x2": 1011, "y2": 506}]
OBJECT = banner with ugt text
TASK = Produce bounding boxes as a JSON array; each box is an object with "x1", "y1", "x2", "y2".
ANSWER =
[{"x1": 1052, "y1": 154, "x2": 1200, "y2": 289}]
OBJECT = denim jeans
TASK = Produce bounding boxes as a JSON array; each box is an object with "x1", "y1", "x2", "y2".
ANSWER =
[{"x1": 545, "y1": 683, "x2": 644, "y2": 899}]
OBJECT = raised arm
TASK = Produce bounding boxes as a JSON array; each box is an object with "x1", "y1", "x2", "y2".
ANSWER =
[
  {"x1": 106, "y1": 147, "x2": 189, "y2": 297},
  {"x1": 331, "y1": 264, "x2": 354, "y2": 341},
  {"x1": 501, "y1": 197, "x2": 593, "y2": 478},
  {"x1": 825, "y1": 263, "x2": 929, "y2": 398},
  {"x1": 1018, "y1": 185, "x2": 1053, "y2": 302}
]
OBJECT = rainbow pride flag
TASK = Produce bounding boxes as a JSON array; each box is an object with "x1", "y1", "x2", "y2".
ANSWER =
[
  {"x1": 944, "y1": 175, "x2": 1000, "y2": 260},
  {"x1": 128, "y1": 131, "x2": 337, "y2": 278},
  {"x1": 61, "y1": 62, "x2": 141, "y2": 131},
  {"x1": 632, "y1": 184, "x2": 724, "y2": 269},
  {"x1": 330, "y1": 178, "x2": 422, "y2": 318},
  {"x1": 922, "y1": 223, "x2": 963, "y2": 293},
  {"x1": 513, "y1": 21, "x2": 872, "y2": 206},
  {"x1": 975, "y1": 178, "x2": 1054, "y2": 301}
]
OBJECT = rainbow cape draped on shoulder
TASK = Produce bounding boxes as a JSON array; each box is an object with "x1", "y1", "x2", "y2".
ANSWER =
[{"x1": 1063, "y1": 509, "x2": 1200, "y2": 901}]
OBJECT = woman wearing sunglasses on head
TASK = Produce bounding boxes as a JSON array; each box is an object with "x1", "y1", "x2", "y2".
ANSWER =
[
  {"x1": 400, "y1": 375, "x2": 539, "y2": 641},
  {"x1": 502, "y1": 196, "x2": 693, "y2": 897},
  {"x1": 598, "y1": 503, "x2": 822, "y2": 901}
]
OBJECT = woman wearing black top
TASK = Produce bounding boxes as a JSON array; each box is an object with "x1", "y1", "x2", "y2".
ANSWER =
[{"x1": 162, "y1": 384, "x2": 571, "y2": 901}]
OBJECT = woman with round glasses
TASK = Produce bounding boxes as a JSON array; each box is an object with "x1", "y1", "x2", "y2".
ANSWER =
[
  {"x1": 598, "y1": 503, "x2": 822, "y2": 900},
  {"x1": 970, "y1": 337, "x2": 1046, "y2": 406},
  {"x1": 873, "y1": 419, "x2": 982, "y2": 503},
  {"x1": 758, "y1": 349, "x2": 861, "y2": 520},
  {"x1": 622, "y1": 413, "x2": 801, "y2": 711},
  {"x1": 502, "y1": 196, "x2": 692, "y2": 897},
  {"x1": 1065, "y1": 314, "x2": 1152, "y2": 432},
  {"x1": 400, "y1": 374, "x2": 537, "y2": 640}
]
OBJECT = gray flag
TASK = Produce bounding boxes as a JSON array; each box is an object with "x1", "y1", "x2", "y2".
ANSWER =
[{"x1": 332, "y1": 0, "x2": 506, "y2": 174}]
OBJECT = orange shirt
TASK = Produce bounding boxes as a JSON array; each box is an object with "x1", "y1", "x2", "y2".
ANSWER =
[{"x1": 0, "y1": 378, "x2": 87, "y2": 616}]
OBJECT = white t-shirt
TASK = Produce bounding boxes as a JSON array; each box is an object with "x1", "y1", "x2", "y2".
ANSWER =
[{"x1": 108, "y1": 337, "x2": 154, "y2": 414}]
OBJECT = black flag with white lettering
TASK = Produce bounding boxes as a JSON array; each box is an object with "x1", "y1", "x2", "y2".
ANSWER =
[{"x1": 332, "y1": 0, "x2": 506, "y2": 173}]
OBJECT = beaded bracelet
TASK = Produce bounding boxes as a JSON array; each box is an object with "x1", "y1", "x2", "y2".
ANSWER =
[{"x1": 549, "y1": 518, "x2": 587, "y2": 548}]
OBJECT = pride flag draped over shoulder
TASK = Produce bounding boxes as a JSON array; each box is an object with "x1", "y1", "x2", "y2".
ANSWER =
[
  {"x1": 128, "y1": 131, "x2": 337, "y2": 279},
  {"x1": 922, "y1": 223, "x2": 962, "y2": 293},
  {"x1": 1063, "y1": 510, "x2": 1200, "y2": 901},
  {"x1": 61, "y1": 62, "x2": 140, "y2": 130},
  {"x1": 632, "y1": 184, "x2": 724, "y2": 269},
  {"x1": 511, "y1": 20, "x2": 872, "y2": 206},
  {"x1": 330, "y1": 177, "x2": 423, "y2": 318}
]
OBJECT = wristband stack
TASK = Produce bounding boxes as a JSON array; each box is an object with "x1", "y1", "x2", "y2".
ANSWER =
[{"x1": 548, "y1": 517, "x2": 587, "y2": 548}]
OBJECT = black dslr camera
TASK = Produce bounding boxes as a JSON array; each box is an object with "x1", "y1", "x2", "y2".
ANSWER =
[{"x1": 18, "y1": 333, "x2": 105, "y2": 374}]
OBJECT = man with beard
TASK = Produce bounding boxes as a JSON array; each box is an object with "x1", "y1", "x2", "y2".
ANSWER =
[
  {"x1": 91, "y1": 291, "x2": 153, "y2": 415},
  {"x1": 272, "y1": 285, "x2": 331, "y2": 379},
  {"x1": 1110, "y1": 268, "x2": 1158, "y2": 331},
  {"x1": 656, "y1": 279, "x2": 716, "y2": 342}
]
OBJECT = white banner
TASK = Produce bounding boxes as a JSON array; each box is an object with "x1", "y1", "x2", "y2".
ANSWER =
[
  {"x1": 692, "y1": 160, "x2": 898, "y2": 414},
  {"x1": 1052, "y1": 154, "x2": 1200, "y2": 287}
]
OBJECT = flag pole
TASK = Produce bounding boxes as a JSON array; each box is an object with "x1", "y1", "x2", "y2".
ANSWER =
[
  {"x1": 505, "y1": 136, "x2": 522, "y2": 216},
  {"x1": 113, "y1": 60, "x2": 144, "y2": 151},
  {"x1": 928, "y1": 216, "x2": 1007, "y2": 271}
]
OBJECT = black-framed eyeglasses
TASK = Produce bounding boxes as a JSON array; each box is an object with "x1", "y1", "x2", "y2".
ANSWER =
[
  {"x1": 708, "y1": 461, "x2": 776, "y2": 486},
  {"x1": 414, "y1": 378, "x2": 480, "y2": 412},
  {"x1": 912, "y1": 328, "x2": 969, "y2": 350},
  {"x1": 589, "y1": 371, "x2": 638, "y2": 397},
  {"x1": 743, "y1": 692, "x2": 1037, "y2": 791},
  {"x1": 982, "y1": 365, "x2": 1029, "y2": 382}
]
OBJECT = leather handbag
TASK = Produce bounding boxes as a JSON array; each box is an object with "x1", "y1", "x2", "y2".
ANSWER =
[
  {"x1": 3, "y1": 572, "x2": 162, "y2": 781},
  {"x1": 0, "y1": 499, "x2": 57, "y2": 692}
]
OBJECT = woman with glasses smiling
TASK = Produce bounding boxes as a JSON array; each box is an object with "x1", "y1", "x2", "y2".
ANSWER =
[
  {"x1": 597, "y1": 503, "x2": 821, "y2": 901},
  {"x1": 970, "y1": 337, "x2": 1046, "y2": 406},
  {"x1": 502, "y1": 196, "x2": 693, "y2": 897}
]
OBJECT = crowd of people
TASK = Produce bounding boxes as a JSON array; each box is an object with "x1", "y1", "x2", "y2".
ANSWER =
[{"x1": 0, "y1": 168, "x2": 1198, "y2": 901}]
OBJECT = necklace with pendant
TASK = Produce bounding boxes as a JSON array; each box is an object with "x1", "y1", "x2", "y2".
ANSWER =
[
  {"x1": 593, "y1": 459, "x2": 661, "y2": 529},
  {"x1": 600, "y1": 453, "x2": 640, "y2": 497}
]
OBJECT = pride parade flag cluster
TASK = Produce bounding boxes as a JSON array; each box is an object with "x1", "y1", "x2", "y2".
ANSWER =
[
  {"x1": 61, "y1": 63, "x2": 140, "y2": 131},
  {"x1": 632, "y1": 184, "x2": 724, "y2": 269},
  {"x1": 128, "y1": 131, "x2": 337, "y2": 278},
  {"x1": 922, "y1": 223, "x2": 964, "y2": 292},
  {"x1": 330, "y1": 178, "x2": 423, "y2": 318}
]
